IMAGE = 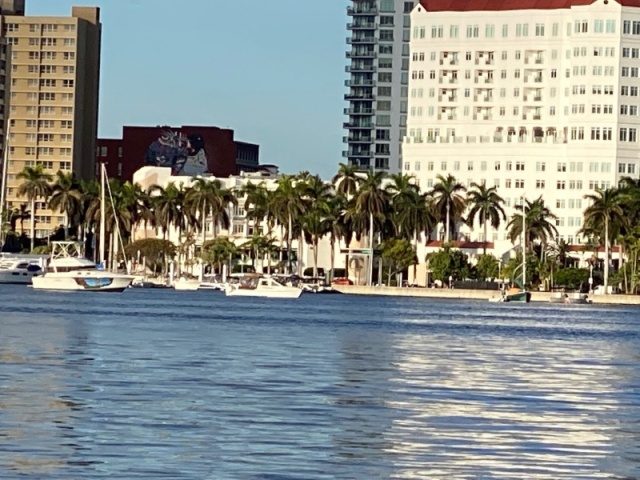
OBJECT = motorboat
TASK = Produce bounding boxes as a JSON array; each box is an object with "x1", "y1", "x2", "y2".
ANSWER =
[
  {"x1": 549, "y1": 292, "x2": 592, "y2": 304},
  {"x1": 0, "y1": 258, "x2": 43, "y2": 284},
  {"x1": 225, "y1": 275, "x2": 302, "y2": 299},
  {"x1": 32, "y1": 242, "x2": 134, "y2": 293},
  {"x1": 130, "y1": 278, "x2": 169, "y2": 289},
  {"x1": 173, "y1": 277, "x2": 201, "y2": 291},
  {"x1": 199, "y1": 275, "x2": 225, "y2": 291}
]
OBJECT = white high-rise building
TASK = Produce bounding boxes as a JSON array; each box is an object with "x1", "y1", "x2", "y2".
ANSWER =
[
  {"x1": 404, "y1": 0, "x2": 640, "y2": 246},
  {"x1": 344, "y1": 0, "x2": 418, "y2": 173}
]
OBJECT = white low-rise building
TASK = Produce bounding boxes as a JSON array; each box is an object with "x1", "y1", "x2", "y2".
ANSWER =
[
  {"x1": 404, "y1": 0, "x2": 640, "y2": 257},
  {"x1": 132, "y1": 167, "x2": 346, "y2": 280}
]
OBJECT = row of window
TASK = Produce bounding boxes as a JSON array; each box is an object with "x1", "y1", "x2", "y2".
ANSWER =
[
  {"x1": 8, "y1": 133, "x2": 73, "y2": 142},
  {"x1": 5, "y1": 23, "x2": 76, "y2": 33},
  {"x1": 10, "y1": 105, "x2": 73, "y2": 115},
  {"x1": 9, "y1": 119, "x2": 73, "y2": 129},
  {"x1": 13, "y1": 148, "x2": 73, "y2": 157},
  {"x1": 413, "y1": 19, "x2": 618, "y2": 40},
  {"x1": 411, "y1": 85, "x2": 619, "y2": 99},
  {"x1": 11, "y1": 92, "x2": 75, "y2": 101},
  {"x1": 97, "y1": 146, "x2": 124, "y2": 158},
  {"x1": 408, "y1": 158, "x2": 622, "y2": 174},
  {"x1": 411, "y1": 65, "x2": 630, "y2": 83},
  {"x1": 412, "y1": 47, "x2": 616, "y2": 63},
  {"x1": 13, "y1": 51, "x2": 76, "y2": 61},
  {"x1": 12, "y1": 78, "x2": 75, "y2": 88},
  {"x1": 6, "y1": 37, "x2": 76, "y2": 47}
]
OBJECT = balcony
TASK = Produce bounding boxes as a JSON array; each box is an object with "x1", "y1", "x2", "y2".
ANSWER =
[
  {"x1": 345, "y1": 79, "x2": 375, "y2": 87},
  {"x1": 347, "y1": 22, "x2": 377, "y2": 30},
  {"x1": 347, "y1": 37, "x2": 377, "y2": 44},
  {"x1": 345, "y1": 64, "x2": 376, "y2": 73},
  {"x1": 346, "y1": 50, "x2": 376, "y2": 59},
  {"x1": 342, "y1": 150, "x2": 371, "y2": 158},
  {"x1": 343, "y1": 121, "x2": 374, "y2": 129},
  {"x1": 437, "y1": 114, "x2": 457, "y2": 120},
  {"x1": 343, "y1": 135, "x2": 372, "y2": 143},
  {"x1": 439, "y1": 95, "x2": 457, "y2": 102},
  {"x1": 347, "y1": 6, "x2": 378, "y2": 16},
  {"x1": 533, "y1": 114, "x2": 541, "y2": 120},
  {"x1": 344, "y1": 92, "x2": 374, "y2": 100},
  {"x1": 344, "y1": 107, "x2": 374, "y2": 115}
]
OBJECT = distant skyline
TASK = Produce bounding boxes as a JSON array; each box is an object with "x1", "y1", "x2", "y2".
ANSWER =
[{"x1": 26, "y1": 0, "x2": 348, "y2": 178}]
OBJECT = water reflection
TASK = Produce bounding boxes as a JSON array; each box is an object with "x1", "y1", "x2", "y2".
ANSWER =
[{"x1": 0, "y1": 314, "x2": 91, "y2": 477}]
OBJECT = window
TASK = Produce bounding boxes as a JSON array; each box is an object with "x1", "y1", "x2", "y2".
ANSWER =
[
  {"x1": 606, "y1": 19, "x2": 616, "y2": 33},
  {"x1": 536, "y1": 180, "x2": 545, "y2": 189},
  {"x1": 535, "y1": 23, "x2": 545, "y2": 36}
]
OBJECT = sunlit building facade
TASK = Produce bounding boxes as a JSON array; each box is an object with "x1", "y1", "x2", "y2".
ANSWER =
[
  {"x1": 404, "y1": 0, "x2": 640, "y2": 248},
  {"x1": 1, "y1": 6, "x2": 101, "y2": 237}
]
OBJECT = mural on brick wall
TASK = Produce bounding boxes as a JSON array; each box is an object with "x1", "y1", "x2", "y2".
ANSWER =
[{"x1": 144, "y1": 129, "x2": 209, "y2": 176}]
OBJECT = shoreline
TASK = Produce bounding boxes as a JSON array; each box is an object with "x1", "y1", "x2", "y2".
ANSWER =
[{"x1": 333, "y1": 285, "x2": 640, "y2": 306}]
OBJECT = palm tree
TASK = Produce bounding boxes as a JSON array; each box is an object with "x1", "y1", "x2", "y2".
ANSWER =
[
  {"x1": 301, "y1": 203, "x2": 331, "y2": 278},
  {"x1": 354, "y1": 171, "x2": 388, "y2": 285},
  {"x1": 12, "y1": 203, "x2": 31, "y2": 235},
  {"x1": 385, "y1": 173, "x2": 420, "y2": 238},
  {"x1": 17, "y1": 165, "x2": 52, "y2": 251},
  {"x1": 186, "y1": 178, "x2": 236, "y2": 250},
  {"x1": 325, "y1": 193, "x2": 349, "y2": 281},
  {"x1": 507, "y1": 196, "x2": 558, "y2": 256},
  {"x1": 48, "y1": 171, "x2": 82, "y2": 240},
  {"x1": 150, "y1": 183, "x2": 185, "y2": 240},
  {"x1": 583, "y1": 188, "x2": 626, "y2": 293},
  {"x1": 466, "y1": 182, "x2": 506, "y2": 254},
  {"x1": 431, "y1": 174, "x2": 466, "y2": 243},
  {"x1": 332, "y1": 162, "x2": 361, "y2": 198},
  {"x1": 272, "y1": 175, "x2": 305, "y2": 274}
]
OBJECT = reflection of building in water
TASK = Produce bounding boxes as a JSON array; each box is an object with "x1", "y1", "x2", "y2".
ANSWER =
[
  {"x1": 329, "y1": 331, "x2": 398, "y2": 477},
  {"x1": 0, "y1": 316, "x2": 89, "y2": 476},
  {"x1": 383, "y1": 333, "x2": 621, "y2": 478}
]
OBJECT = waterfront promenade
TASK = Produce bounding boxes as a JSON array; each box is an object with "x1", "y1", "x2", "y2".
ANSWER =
[{"x1": 334, "y1": 285, "x2": 640, "y2": 305}]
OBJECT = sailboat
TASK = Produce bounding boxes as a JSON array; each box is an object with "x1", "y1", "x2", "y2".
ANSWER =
[{"x1": 32, "y1": 163, "x2": 134, "y2": 292}]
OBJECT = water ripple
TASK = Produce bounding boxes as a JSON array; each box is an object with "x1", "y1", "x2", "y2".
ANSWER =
[{"x1": 1, "y1": 285, "x2": 640, "y2": 479}]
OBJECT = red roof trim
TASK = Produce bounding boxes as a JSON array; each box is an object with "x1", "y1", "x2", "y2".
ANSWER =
[{"x1": 418, "y1": 0, "x2": 640, "y2": 12}]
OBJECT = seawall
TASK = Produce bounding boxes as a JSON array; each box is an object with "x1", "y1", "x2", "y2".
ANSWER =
[{"x1": 333, "y1": 285, "x2": 640, "y2": 306}]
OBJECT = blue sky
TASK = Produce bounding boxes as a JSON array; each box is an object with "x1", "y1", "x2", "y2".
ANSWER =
[{"x1": 27, "y1": 0, "x2": 347, "y2": 178}]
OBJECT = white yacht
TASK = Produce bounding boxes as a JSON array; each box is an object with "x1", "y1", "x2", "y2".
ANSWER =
[
  {"x1": 225, "y1": 275, "x2": 302, "y2": 299},
  {"x1": 32, "y1": 242, "x2": 134, "y2": 293},
  {"x1": 0, "y1": 258, "x2": 43, "y2": 284}
]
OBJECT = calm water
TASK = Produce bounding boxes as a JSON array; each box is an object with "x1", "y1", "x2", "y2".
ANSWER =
[{"x1": 1, "y1": 287, "x2": 640, "y2": 479}]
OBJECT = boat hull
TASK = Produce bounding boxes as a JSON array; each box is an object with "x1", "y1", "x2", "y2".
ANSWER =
[
  {"x1": 505, "y1": 291, "x2": 532, "y2": 303},
  {"x1": 0, "y1": 270, "x2": 40, "y2": 285},
  {"x1": 32, "y1": 273, "x2": 133, "y2": 292},
  {"x1": 225, "y1": 286, "x2": 302, "y2": 299},
  {"x1": 173, "y1": 280, "x2": 200, "y2": 291}
]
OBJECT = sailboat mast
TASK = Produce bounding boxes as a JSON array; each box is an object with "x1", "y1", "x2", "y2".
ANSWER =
[
  {"x1": 99, "y1": 162, "x2": 106, "y2": 268},
  {"x1": 522, "y1": 195, "x2": 526, "y2": 288},
  {"x1": 0, "y1": 124, "x2": 11, "y2": 249}
]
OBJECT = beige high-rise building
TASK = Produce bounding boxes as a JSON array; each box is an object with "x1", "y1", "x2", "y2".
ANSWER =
[{"x1": 1, "y1": 6, "x2": 101, "y2": 238}]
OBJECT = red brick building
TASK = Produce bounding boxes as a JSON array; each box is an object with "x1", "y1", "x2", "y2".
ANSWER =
[{"x1": 97, "y1": 125, "x2": 260, "y2": 181}]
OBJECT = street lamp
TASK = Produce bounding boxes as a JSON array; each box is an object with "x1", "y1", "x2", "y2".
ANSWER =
[{"x1": 449, "y1": 275, "x2": 453, "y2": 289}]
